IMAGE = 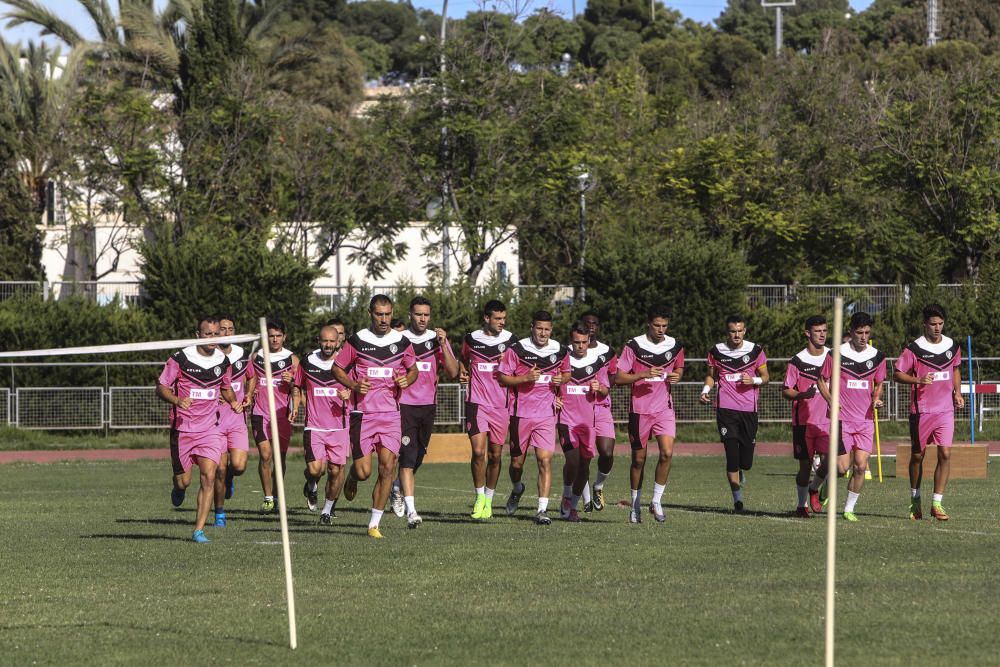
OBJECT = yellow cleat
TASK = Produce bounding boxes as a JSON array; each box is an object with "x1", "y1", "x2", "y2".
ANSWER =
[
  {"x1": 367, "y1": 527, "x2": 384, "y2": 539},
  {"x1": 471, "y1": 493, "x2": 488, "y2": 519}
]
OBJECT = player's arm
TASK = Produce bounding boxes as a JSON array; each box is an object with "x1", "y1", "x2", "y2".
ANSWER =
[
  {"x1": 395, "y1": 362, "x2": 419, "y2": 388},
  {"x1": 498, "y1": 367, "x2": 540, "y2": 387},
  {"x1": 893, "y1": 368, "x2": 933, "y2": 385},
  {"x1": 332, "y1": 364, "x2": 368, "y2": 395},
  {"x1": 698, "y1": 368, "x2": 718, "y2": 404},
  {"x1": 782, "y1": 383, "x2": 816, "y2": 401},
  {"x1": 614, "y1": 366, "x2": 661, "y2": 385},
  {"x1": 220, "y1": 386, "x2": 239, "y2": 410},
  {"x1": 952, "y1": 366, "x2": 965, "y2": 408},
  {"x1": 872, "y1": 380, "x2": 885, "y2": 409},
  {"x1": 243, "y1": 374, "x2": 257, "y2": 408},
  {"x1": 437, "y1": 329, "x2": 461, "y2": 379},
  {"x1": 157, "y1": 384, "x2": 191, "y2": 409},
  {"x1": 289, "y1": 385, "x2": 301, "y2": 422},
  {"x1": 742, "y1": 363, "x2": 768, "y2": 385}
]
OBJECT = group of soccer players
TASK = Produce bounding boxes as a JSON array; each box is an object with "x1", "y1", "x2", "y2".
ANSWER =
[{"x1": 157, "y1": 296, "x2": 965, "y2": 543}]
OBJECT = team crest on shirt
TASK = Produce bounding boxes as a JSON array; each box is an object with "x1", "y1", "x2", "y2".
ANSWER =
[
  {"x1": 214, "y1": 367, "x2": 222, "y2": 376},
  {"x1": 666, "y1": 352, "x2": 673, "y2": 361},
  {"x1": 390, "y1": 344, "x2": 398, "y2": 354},
  {"x1": 586, "y1": 366, "x2": 593, "y2": 374},
  {"x1": 235, "y1": 361, "x2": 243, "y2": 370},
  {"x1": 946, "y1": 350, "x2": 953, "y2": 359},
  {"x1": 599, "y1": 355, "x2": 606, "y2": 363},
  {"x1": 549, "y1": 354, "x2": 556, "y2": 363},
  {"x1": 278, "y1": 360, "x2": 286, "y2": 368},
  {"x1": 866, "y1": 360, "x2": 873, "y2": 369},
  {"x1": 742, "y1": 355, "x2": 749, "y2": 363},
  {"x1": 425, "y1": 341, "x2": 433, "y2": 349},
  {"x1": 499, "y1": 343, "x2": 506, "y2": 352}
]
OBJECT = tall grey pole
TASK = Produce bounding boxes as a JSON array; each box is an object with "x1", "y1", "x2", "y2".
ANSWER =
[
  {"x1": 775, "y1": 6, "x2": 783, "y2": 53},
  {"x1": 440, "y1": 0, "x2": 450, "y2": 286},
  {"x1": 578, "y1": 191, "x2": 586, "y2": 303}
]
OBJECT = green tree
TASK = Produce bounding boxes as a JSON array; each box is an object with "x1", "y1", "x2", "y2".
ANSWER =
[{"x1": 0, "y1": 96, "x2": 41, "y2": 280}]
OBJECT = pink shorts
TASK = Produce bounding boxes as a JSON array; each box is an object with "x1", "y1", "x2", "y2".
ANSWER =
[
  {"x1": 628, "y1": 411, "x2": 676, "y2": 450},
  {"x1": 909, "y1": 413, "x2": 954, "y2": 452},
  {"x1": 465, "y1": 402, "x2": 510, "y2": 446},
  {"x1": 511, "y1": 416, "x2": 556, "y2": 454},
  {"x1": 594, "y1": 405, "x2": 616, "y2": 440},
  {"x1": 840, "y1": 420, "x2": 875, "y2": 454},
  {"x1": 558, "y1": 421, "x2": 597, "y2": 459},
  {"x1": 170, "y1": 429, "x2": 225, "y2": 475},
  {"x1": 304, "y1": 429, "x2": 349, "y2": 465},
  {"x1": 251, "y1": 410, "x2": 292, "y2": 452},
  {"x1": 350, "y1": 411, "x2": 401, "y2": 457},
  {"x1": 219, "y1": 412, "x2": 249, "y2": 452}
]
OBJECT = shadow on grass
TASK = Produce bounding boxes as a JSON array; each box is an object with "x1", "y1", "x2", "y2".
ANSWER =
[
  {"x1": 0, "y1": 620, "x2": 285, "y2": 648},
  {"x1": 116, "y1": 518, "x2": 192, "y2": 526},
  {"x1": 81, "y1": 533, "x2": 190, "y2": 542},
  {"x1": 243, "y1": 526, "x2": 367, "y2": 538}
]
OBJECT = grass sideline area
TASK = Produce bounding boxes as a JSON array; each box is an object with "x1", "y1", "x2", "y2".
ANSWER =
[
  {"x1": 3, "y1": 421, "x2": 998, "y2": 451},
  {"x1": 3, "y1": 457, "x2": 998, "y2": 665}
]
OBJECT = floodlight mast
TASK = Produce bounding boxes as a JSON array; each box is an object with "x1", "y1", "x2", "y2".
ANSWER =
[
  {"x1": 927, "y1": 0, "x2": 940, "y2": 46},
  {"x1": 761, "y1": 0, "x2": 796, "y2": 54}
]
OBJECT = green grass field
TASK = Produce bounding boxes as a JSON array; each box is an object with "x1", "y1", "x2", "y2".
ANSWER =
[{"x1": 3, "y1": 456, "x2": 997, "y2": 666}]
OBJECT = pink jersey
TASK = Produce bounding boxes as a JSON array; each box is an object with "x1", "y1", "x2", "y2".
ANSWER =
[
  {"x1": 708, "y1": 342, "x2": 767, "y2": 413},
  {"x1": 158, "y1": 346, "x2": 232, "y2": 432},
  {"x1": 251, "y1": 348, "x2": 295, "y2": 417},
  {"x1": 821, "y1": 343, "x2": 887, "y2": 422},
  {"x1": 295, "y1": 350, "x2": 350, "y2": 430},
  {"x1": 559, "y1": 348, "x2": 612, "y2": 427},
  {"x1": 462, "y1": 329, "x2": 514, "y2": 408},
  {"x1": 590, "y1": 341, "x2": 618, "y2": 409},
  {"x1": 336, "y1": 328, "x2": 415, "y2": 413},
  {"x1": 218, "y1": 345, "x2": 251, "y2": 426},
  {"x1": 896, "y1": 336, "x2": 961, "y2": 415},
  {"x1": 400, "y1": 329, "x2": 455, "y2": 406},
  {"x1": 499, "y1": 338, "x2": 570, "y2": 418},
  {"x1": 784, "y1": 348, "x2": 830, "y2": 427},
  {"x1": 617, "y1": 335, "x2": 684, "y2": 415}
]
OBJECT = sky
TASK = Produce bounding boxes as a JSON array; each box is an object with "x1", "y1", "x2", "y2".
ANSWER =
[{"x1": 0, "y1": 0, "x2": 877, "y2": 45}]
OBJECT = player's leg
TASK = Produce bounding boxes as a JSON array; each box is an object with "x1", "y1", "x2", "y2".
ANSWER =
[
  {"x1": 319, "y1": 462, "x2": 344, "y2": 525},
  {"x1": 367, "y1": 446, "x2": 397, "y2": 538},
  {"x1": 301, "y1": 430, "x2": 324, "y2": 512},
  {"x1": 843, "y1": 430, "x2": 869, "y2": 521},
  {"x1": 192, "y1": 453, "x2": 219, "y2": 542},
  {"x1": 467, "y1": 402, "x2": 490, "y2": 516},
  {"x1": 253, "y1": 413, "x2": 276, "y2": 511},
  {"x1": 397, "y1": 405, "x2": 420, "y2": 519},
  {"x1": 628, "y1": 413, "x2": 649, "y2": 523},
  {"x1": 907, "y1": 415, "x2": 926, "y2": 518},
  {"x1": 723, "y1": 439, "x2": 743, "y2": 513},
  {"x1": 569, "y1": 439, "x2": 592, "y2": 523},
  {"x1": 559, "y1": 424, "x2": 579, "y2": 519},
  {"x1": 649, "y1": 433, "x2": 674, "y2": 523},
  {"x1": 534, "y1": 442, "x2": 554, "y2": 525},
  {"x1": 343, "y1": 413, "x2": 365, "y2": 501},
  {"x1": 931, "y1": 414, "x2": 953, "y2": 520},
  {"x1": 482, "y1": 406, "x2": 507, "y2": 518},
  {"x1": 792, "y1": 425, "x2": 811, "y2": 517},
  {"x1": 214, "y1": 451, "x2": 229, "y2": 516},
  {"x1": 169, "y1": 429, "x2": 190, "y2": 507}
]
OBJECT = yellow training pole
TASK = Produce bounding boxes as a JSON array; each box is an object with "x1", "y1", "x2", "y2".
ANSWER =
[
  {"x1": 871, "y1": 339, "x2": 883, "y2": 483},
  {"x1": 825, "y1": 298, "x2": 844, "y2": 667},
  {"x1": 259, "y1": 317, "x2": 298, "y2": 650}
]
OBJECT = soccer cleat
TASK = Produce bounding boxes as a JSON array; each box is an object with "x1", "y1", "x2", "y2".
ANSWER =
[
  {"x1": 909, "y1": 500, "x2": 923, "y2": 521},
  {"x1": 344, "y1": 472, "x2": 358, "y2": 502},
  {"x1": 260, "y1": 498, "x2": 275, "y2": 514},
  {"x1": 303, "y1": 482, "x2": 318, "y2": 512},
  {"x1": 794, "y1": 507, "x2": 810, "y2": 519},
  {"x1": 214, "y1": 513, "x2": 226, "y2": 528},
  {"x1": 809, "y1": 489, "x2": 823, "y2": 514},
  {"x1": 471, "y1": 493, "x2": 488, "y2": 519},
  {"x1": 628, "y1": 508, "x2": 641, "y2": 524},
  {"x1": 566, "y1": 509, "x2": 581, "y2": 523},
  {"x1": 864, "y1": 469, "x2": 873, "y2": 480},
  {"x1": 583, "y1": 501, "x2": 594, "y2": 513},
  {"x1": 593, "y1": 487, "x2": 606, "y2": 511},
  {"x1": 560, "y1": 496, "x2": 572, "y2": 520},
  {"x1": 170, "y1": 487, "x2": 185, "y2": 508},
  {"x1": 367, "y1": 527, "x2": 384, "y2": 539},
  {"x1": 390, "y1": 483, "x2": 405, "y2": 518},
  {"x1": 481, "y1": 500, "x2": 493, "y2": 519},
  {"x1": 818, "y1": 480, "x2": 829, "y2": 508},
  {"x1": 733, "y1": 501, "x2": 745, "y2": 514},
  {"x1": 930, "y1": 503, "x2": 950, "y2": 521},
  {"x1": 319, "y1": 512, "x2": 334, "y2": 525},
  {"x1": 505, "y1": 484, "x2": 525, "y2": 516},
  {"x1": 224, "y1": 469, "x2": 235, "y2": 499},
  {"x1": 407, "y1": 511, "x2": 423, "y2": 529},
  {"x1": 842, "y1": 511, "x2": 858, "y2": 522},
  {"x1": 192, "y1": 529, "x2": 209, "y2": 544},
  {"x1": 649, "y1": 502, "x2": 665, "y2": 523},
  {"x1": 535, "y1": 511, "x2": 552, "y2": 526}
]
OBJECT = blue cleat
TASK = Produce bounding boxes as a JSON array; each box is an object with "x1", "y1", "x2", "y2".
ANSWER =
[
  {"x1": 214, "y1": 513, "x2": 226, "y2": 528},
  {"x1": 192, "y1": 530, "x2": 210, "y2": 543},
  {"x1": 171, "y1": 487, "x2": 185, "y2": 507}
]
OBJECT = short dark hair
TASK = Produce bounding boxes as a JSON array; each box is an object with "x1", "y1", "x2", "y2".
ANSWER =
[
  {"x1": 410, "y1": 295, "x2": 432, "y2": 310},
  {"x1": 647, "y1": 304, "x2": 672, "y2": 321},
  {"x1": 325, "y1": 317, "x2": 345, "y2": 327},
  {"x1": 216, "y1": 313, "x2": 235, "y2": 324},
  {"x1": 725, "y1": 314, "x2": 745, "y2": 327},
  {"x1": 532, "y1": 310, "x2": 553, "y2": 325},
  {"x1": 390, "y1": 318, "x2": 405, "y2": 329},
  {"x1": 369, "y1": 294, "x2": 393, "y2": 310},
  {"x1": 570, "y1": 320, "x2": 590, "y2": 338},
  {"x1": 849, "y1": 312, "x2": 874, "y2": 330},
  {"x1": 483, "y1": 299, "x2": 506, "y2": 317},
  {"x1": 923, "y1": 304, "x2": 946, "y2": 322},
  {"x1": 804, "y1": 315, "x2": 826, "y2": 330},
  {"x1": 197, "y1": 314, "x2": 220, "y2": 330},
  {"x1": 580, "y1": 311, "x2": 599, "y2": 321},
  {"x1": 266, "y1": 318, "x2": 286, "y2": 333}
]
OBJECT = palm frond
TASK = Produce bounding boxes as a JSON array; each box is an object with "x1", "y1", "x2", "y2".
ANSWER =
[{"x1": 1, "y1": 0, "x2": 85, "y2": 46}]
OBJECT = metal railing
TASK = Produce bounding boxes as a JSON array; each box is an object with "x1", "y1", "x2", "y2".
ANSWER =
[{"x1": 746, "y1": 284, "x2": 967, "y2": 311}]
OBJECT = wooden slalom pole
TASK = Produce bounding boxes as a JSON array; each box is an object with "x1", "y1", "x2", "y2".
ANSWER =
[{"x1": 825, "y1": 298, "x2": 844, "y2": 667}]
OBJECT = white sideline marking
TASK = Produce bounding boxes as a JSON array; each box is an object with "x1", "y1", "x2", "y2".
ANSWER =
[{"x1": 931, "y1": 528, "x2": 995, "y2": 537}]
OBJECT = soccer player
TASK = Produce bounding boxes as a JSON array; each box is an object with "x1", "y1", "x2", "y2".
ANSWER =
[
  {"x1": 498, "y1": 310, "x2": 571, "y2": 525},
  {"x1": 461, "y1": 299, "x2": 514, "y2": 519},
  {"x1": 332, "y1": 294, "x2": 417, "y2": 538},
  {"x1": 577, "y1": 312, "x2": 618, "y2": 512},
  {"x1": 558, "y1": 322, "x2": 612, "y2": 522},
  {"x1": 249, "y1": 319, "x2": 299, "y2": 514},
  {"x1": 156, "y1": 316, "x2": 239, "y2": 543},
  {"x1": 295, "y1": 325, "x2": 352, "y2": 525},
  {"x1": 700, "y1": 314, "x2": 768, "y2": 513},
  {"x1": 615, "y1": 305, "x2": 685, "y2": 523},
  {"x1": 817, "y1": 312, "x2": 887, "y2": 522},
  {"x1": 392, "y1": 296, "x2": 460, "y2": 528},
  {"x1": 893, "y1": 304, "x2": 964, "y2": 521},
  {"x1": 781, "y1": 315, "x2": 832, "y2": 518},
  {"x1": 212, "y1": 315, "x2": 253, "y2": 527}
]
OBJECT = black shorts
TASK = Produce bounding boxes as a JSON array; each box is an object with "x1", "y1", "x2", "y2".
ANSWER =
[
  {"x1": 792, "y1": 425, "x2": 809, "y2": 461},
  {"x1": 399, "y1": 404, "x2": 436, "y2": 470},
  {"x1": 717, "y1": 408, "x2": 757, "y2": 447}
]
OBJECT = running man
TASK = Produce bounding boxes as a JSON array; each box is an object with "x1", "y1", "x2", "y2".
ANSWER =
[
  {"x1": 615, "y1": 304, "x2": 685, "y2": 523},
  {"x1": 557, "y1": 322, "x2": 612, "y2": 522},
  {"x1": 578, "y1": 312, "x2": 618, "y2": 512},
  {"x1": 157, "y1": 316, "x2": 238, "y2": 543},
  {"x1": 249, "y1": 319, "x2": 298, "y2": 514},
  {"x1": 700, "y1": 314, "x2": 768, "y2": 513},
  {"x1": 332, "y1": 294, "x2": 417, "y2": 538},
  {"x1": 781, "y1": 315, "x2": 832, "y2": 518},
  {"x1": 817, "y1": 312, "x2": 886, "y2": 522},
  {"x1": 213, "y1": 315, "x2": 253, "y2": 527},
  {"x1": 499, "y1": 310, "x2": 571, "y2": 525},
  {"x1": 392, "y1": 296, "x2": 460, "y2": 528},
  {"x1": 295, "y1": 325, "x2": 352, "y2": 525},
  {"x1": 893, "y1": 304, "x2": 964, "y2": 521},
  {"x1": 461, "y1": 299, "x2": 514, "y2": 520}
]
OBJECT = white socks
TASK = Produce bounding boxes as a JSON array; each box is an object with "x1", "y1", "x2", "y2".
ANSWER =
[
  {"x1": 369, "y1": 508, "x2": 384, "y2": 529},
  {"x1": 322, "y1": 499, "x2": 335, "y2": 514},
  {"x1": 630, "y1": 489, "x2": 640, "y2": 510},
  {"x1": 595, "y1": 471, "x2": 610, "y2": 490},
  {"x1": 582, "y1": 482, "x2": 592, "y2": 504},
  {"x1": 652, "y1": 483, "x2": 665, "y2": 505},
  {"x1": 797, "y1": 485, "x2": 808, "y2": 508},
  {"x1": 844, "y1": 491, "x2": 860, "y2": 513},
  {"x1": 537, "y1": 497, "x2": 549, "y2": 513},
  {"x1": 404, "y1": 496, "x2": 415, "y2": 515},
  {"x1": 911, "y1": 488, "x2": 920, "y2": 499},
  {"x1": 485, "y1": 487, "x2": 495, "y2": 500},
  {"x1": 933, "y1": 493, "x2": 943, "y2": 503},
  {"x1": 475, "y1": 486, "x2": 485, "y2": 496}
]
